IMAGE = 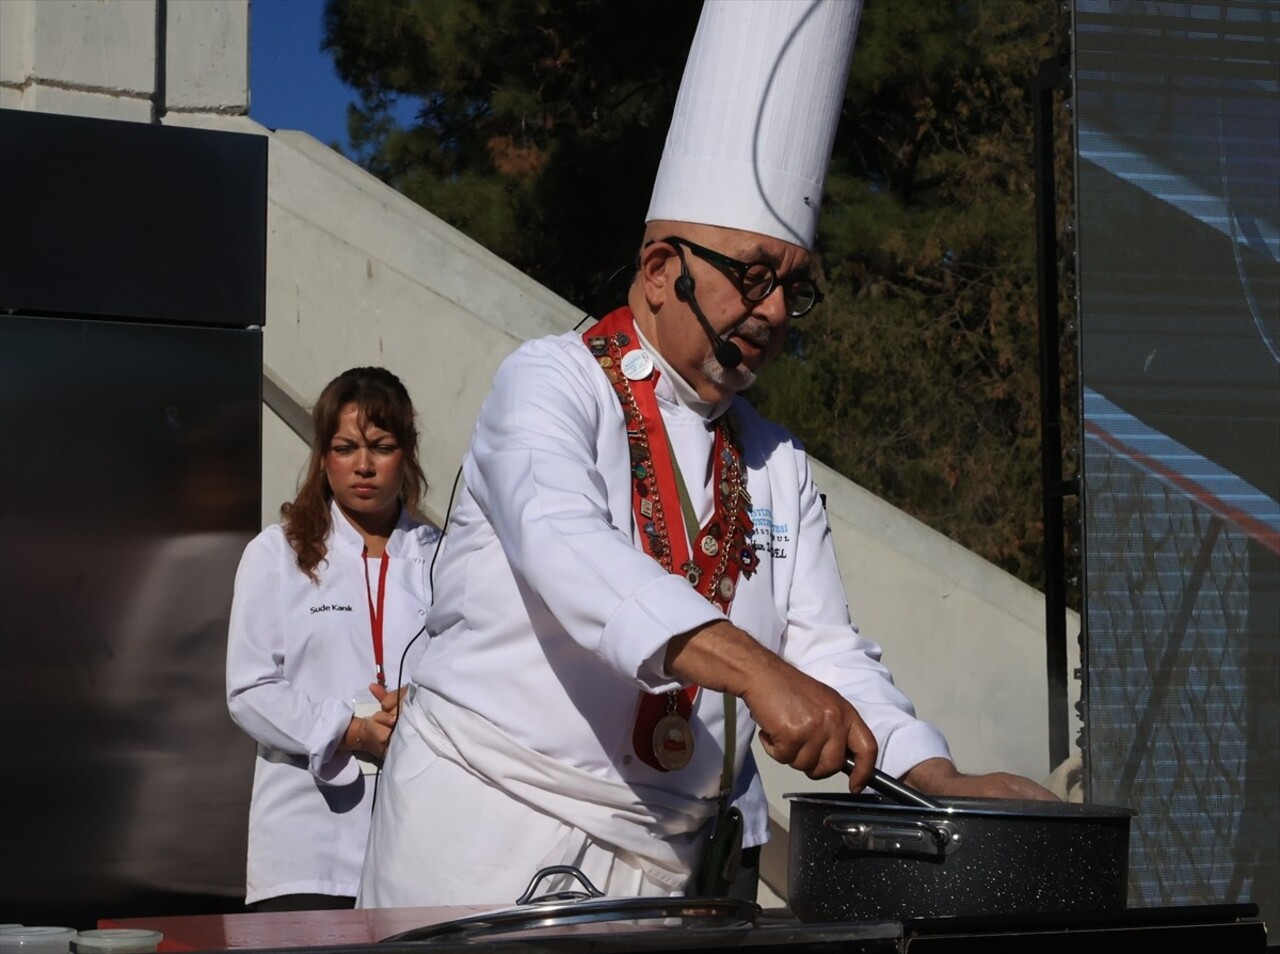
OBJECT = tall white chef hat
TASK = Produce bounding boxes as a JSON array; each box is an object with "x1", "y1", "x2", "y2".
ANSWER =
[{"x1": 646, "y1": 0, "x2": 863, "y2": 251}]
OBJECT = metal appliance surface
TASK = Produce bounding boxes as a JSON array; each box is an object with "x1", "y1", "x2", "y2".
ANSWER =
[
  {"x1": 93, "y1": 875, "x2": 1267, "y2": 952},
  {"x1": 0, "y1": 108, "x2": 265, "y2": 919},
  {"x1": 373, "y1": 905, "x2": 1264, "y2": 953},
  {"x1": 786, "y1": 792, "x2": 1134, "y2": 922},
  {"x1": 368, "y1": 866, "x2": 1265, "y2": 953},
  {"x1": 374, "y1": 905, "x2": 1265, "y2": 953},
  {"x1": 897, "y1": 904, "x2": 1266, "y2": 953}
]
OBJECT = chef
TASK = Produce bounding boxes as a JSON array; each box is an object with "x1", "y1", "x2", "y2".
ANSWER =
[{"x1": 359, "y1": 0, "x2": 1052, "y2": 908}]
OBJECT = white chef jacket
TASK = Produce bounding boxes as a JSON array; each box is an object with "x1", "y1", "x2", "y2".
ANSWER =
[
  {"x1": 226, "y1": 500, "x2": 439, "y2": 904},
  {"x1": 365, "y1": 318, "x2": 950, "y2": 902}
]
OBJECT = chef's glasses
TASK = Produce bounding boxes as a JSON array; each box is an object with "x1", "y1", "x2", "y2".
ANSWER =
[{"x1": 660, "y1": 236, "x2": 825, "y2": 317}]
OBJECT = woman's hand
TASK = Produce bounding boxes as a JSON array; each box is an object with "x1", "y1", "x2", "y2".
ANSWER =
[
  {"x1": 344, "y1": 683, "x2": 406, "y2": 760},
  {"x1": 372, "y1": 681, "x2": 409, "y2": 716},
  {"x1": 346, "y1": 711, "x2": 396, "y2": 760}
]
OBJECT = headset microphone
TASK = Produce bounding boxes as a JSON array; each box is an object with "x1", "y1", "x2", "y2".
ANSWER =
[
  {"x1": 709, "y1": 327, "x2": 744, "y2": 370},
  {"x1": 674, "y1": 269, "x2": 744, "y2": 370}
]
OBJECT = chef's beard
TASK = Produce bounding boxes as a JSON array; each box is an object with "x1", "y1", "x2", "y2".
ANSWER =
[
  {"x1": 702, "y1": 355, "x2": 757, "y2": 392},
  {"x1": 701, "y1": 318, "x2": 771, "y2": 392}
]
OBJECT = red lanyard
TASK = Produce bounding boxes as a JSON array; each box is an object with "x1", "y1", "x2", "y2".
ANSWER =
[{"x1": 362, "y1": 546, "x2": 390, "y2": 687}]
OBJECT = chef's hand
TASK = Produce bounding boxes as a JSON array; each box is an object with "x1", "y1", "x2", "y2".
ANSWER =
[
  {"x1": 745, "y1": 662, "x2": 878, "y2": 793},
  {"x1": 664, "y1": 620, "x2": 878, "y2": 792},
  {"x1": 903, "y1": 757, "x2": 1059, "y2": 801}
]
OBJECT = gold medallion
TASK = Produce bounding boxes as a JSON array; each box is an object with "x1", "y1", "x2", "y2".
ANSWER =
[{"x1": 652, "y1": 713, "x2": 695, "y2": 770}]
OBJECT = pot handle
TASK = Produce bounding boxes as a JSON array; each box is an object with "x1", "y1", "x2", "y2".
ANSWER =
[
  {"x1": 823, "y1": 813, "x2": 962, "y2": 859},
  {"x1": 515, "y1": 865, "x2": 606, "y2": 905}
]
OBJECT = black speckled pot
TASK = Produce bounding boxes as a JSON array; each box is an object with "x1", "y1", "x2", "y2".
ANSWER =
[{"x1": 786, "y1": 793, "x2": 1134, "y2": 922}]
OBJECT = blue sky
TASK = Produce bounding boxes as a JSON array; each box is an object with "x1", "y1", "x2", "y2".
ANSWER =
[{"x1": 249, "y1": 0, "x2": 416, "y2": 155}]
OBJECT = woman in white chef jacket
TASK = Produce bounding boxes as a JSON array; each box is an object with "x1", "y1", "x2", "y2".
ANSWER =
[{"x1": 227, "y1": 366, "x2": 439, "y2": 911}]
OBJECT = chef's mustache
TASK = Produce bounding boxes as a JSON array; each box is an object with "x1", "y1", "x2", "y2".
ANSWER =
[{"x1": 728, "y1": 318, "x2": 773, "y2": 350}]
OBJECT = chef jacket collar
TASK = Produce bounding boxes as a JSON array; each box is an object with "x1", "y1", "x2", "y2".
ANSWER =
[
  {"x1": 328, "y1": 497, "x2": 414, "y2": 555},
  {"x1": 633, "y1": 324, "x2": 735, "y2": 423}
]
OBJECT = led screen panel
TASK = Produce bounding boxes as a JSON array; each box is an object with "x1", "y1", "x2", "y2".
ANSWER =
[{"x1": 1073, "y1": 0, "x2": 1279, "y2": 927}]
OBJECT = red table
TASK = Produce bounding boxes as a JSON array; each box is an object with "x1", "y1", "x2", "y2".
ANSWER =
[{"x1": 99, "y1": 905, "x2": 491, "y2": 951}]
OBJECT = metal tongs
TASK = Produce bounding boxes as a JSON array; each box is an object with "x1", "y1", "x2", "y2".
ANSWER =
[{"x1": 843, "y1": 753, "x2": 946, "y2": 811}]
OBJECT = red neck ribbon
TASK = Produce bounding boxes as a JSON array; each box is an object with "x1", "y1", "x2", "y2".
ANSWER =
[
  {"x1": 362, "y1": 546, "x2": 390, "y2": 688},
  {"x1": 583, "y1": 307, "x2": 756, "y2": 771}
]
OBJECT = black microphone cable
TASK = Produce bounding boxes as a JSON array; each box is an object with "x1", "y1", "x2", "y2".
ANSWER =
[
  {"x1": 575, "y1": 258, "x2": 640, "y2": 331},
  {"x1": 370, "y1": 458, "x2": 464, "y2": 809}
]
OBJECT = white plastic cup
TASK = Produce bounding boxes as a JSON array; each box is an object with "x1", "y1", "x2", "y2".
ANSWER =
[
  {"x1": 71, "y1": 931, "x2": 162, "y2": 954},
  {"x1": 0, "y1": 926, "x2": 79, "y2": 954}
]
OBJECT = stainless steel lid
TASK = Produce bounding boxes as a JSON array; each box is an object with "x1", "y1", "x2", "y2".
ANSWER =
[{"x1": 380, "y1": 866, "x2": 759, "y2": 944}]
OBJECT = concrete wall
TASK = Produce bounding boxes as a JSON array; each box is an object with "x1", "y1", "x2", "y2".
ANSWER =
[
  {"x1": 752, "y1": 462, "x2": 1083, "y2": 784},
  {"x1": 252, "y1": 129, "x2": 584, "y2": 529},
  {"x1": 0, "y1": 0, "x2": 248, "y2": 120}
]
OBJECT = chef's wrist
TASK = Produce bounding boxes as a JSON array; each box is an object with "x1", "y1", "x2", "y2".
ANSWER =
[
  {"x1": 665, "y1": 619, "x2": 774, "y2": 696},
  {"x1": 901, "y1": 758, "x2": 963, "y2": 795}
]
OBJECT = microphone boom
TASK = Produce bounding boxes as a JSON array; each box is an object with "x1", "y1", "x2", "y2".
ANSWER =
[{"x1": 675, "y1": 257, "x2": 743, "y2": 369}]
